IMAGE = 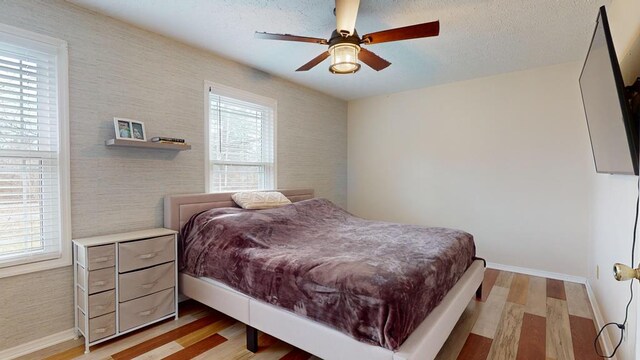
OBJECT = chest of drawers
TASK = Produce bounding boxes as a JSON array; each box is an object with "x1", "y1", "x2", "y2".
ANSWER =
[{"x1": 73, "y1": 228, "x2": 178, "y2": 353}]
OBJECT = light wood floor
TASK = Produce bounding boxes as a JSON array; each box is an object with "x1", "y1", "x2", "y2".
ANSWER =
[{"x1": 18, "y1": 269, "x2": 601, "y2": 360}]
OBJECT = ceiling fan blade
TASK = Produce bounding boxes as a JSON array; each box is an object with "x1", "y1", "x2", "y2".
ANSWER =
[
  {"x1": 296, "y1": 51, "x2": 331, "y2": 71},
  {"x1": 335, "y1": 0, "x2": 360, "y2": 36},
  {"x1": 255, "y1": 32, "x2": 327, "y2": 45},
  {"x1": 362, "y1": 20, "x2": 440, "y2": 44},
  {"x1": 358, "y1": 48, "x2": 391, "y2": 71}
]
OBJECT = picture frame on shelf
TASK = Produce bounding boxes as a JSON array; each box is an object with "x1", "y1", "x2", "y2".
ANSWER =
[
  {"x1": 114, "y1": 118, "x2": 132, "y2": 140},
  {"x1": 130, "y1": 120, "x2": 146, "y2": 141},
  {"x1": 114, "y1": 118, "x2": 146, "y2": 142}
]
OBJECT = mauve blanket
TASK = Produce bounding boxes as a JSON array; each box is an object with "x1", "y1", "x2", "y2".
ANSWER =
[{"x1": 180, "y1": 198, "x2": 475, "y2": 350}]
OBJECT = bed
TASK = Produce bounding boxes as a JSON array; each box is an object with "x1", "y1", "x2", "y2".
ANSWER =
[{"x1": 164, "y1": 189, "x2": 485, "y2": 360}]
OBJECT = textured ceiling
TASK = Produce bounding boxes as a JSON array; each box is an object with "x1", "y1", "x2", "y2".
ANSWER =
[{"x1": 67, "y1": 0, "x2": 610, "y2": 100}]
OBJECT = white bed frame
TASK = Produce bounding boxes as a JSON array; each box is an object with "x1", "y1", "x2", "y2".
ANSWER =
[{"x1": 164, "y1": 189, "x2": 484, "y2": 360}]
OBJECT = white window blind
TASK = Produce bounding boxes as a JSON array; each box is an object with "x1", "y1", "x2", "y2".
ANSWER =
[
  {"x1": 208, "y1": 86, "x2": 275, "y2": 192},
  {"x1": 0, "y1": 26, "x2": 67, "y2": 271}
]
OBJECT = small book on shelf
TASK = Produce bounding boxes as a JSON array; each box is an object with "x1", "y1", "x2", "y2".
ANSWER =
[
  {"x1": 151, "y1": 136, "x2": 185, "y2": 143},
  {"x1": 157, "y1": 141, "x2": 187, "y2": 145}
]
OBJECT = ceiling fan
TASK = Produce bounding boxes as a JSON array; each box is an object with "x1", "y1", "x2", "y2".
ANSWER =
[{"x1": 255, "y1": 0, "x2": 440, "y2": 74}]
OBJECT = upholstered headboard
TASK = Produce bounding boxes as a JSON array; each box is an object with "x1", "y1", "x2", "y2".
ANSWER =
[{"x1": 163, "y1": 189, "x2": 315, "y2": 231}]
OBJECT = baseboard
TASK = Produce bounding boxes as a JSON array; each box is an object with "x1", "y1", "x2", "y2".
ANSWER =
[
  {"x1": 487, "y1": 262, "x2": 587, "y2": 284},
  {"x1": 0, "y1": 328, "x2": 76, "y2": 360},
  {"x1": 584, "y1": 281, "x2": 616, "y2": 360}
]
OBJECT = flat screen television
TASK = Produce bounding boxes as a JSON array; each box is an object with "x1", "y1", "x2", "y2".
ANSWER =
[{"x1": 579, "y1": 6, "x2": 638, "y2": 175}]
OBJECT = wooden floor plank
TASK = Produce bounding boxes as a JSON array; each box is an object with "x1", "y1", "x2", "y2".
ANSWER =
[
  {"x1": 256, "y1": 332, "x2": 285, "y2": 351},
  {"x1": 178, "y1": 299, "x2": 208, "y2": 317},
  {"x1": 487, "y1": 302, "x2": 525, "y2": 360},
  {"x1": 111, "y1": 313, "x2": 222, "y2": 360},
  {"x1": 218, "y1": 322, "x2": 247, "y2": 339},
  {"x1": 564, "y1": 282, "x2": 592, "y2": 319},
  {"x1": 507, "y1": 274, "x2": 529, "y2": 305},
  {"x1": 481, "y1": 268, "x2": 500, "y2": 302},
  {"x1": 494, "y1": 271, "x2": 514, "y2": 288},
  {"x1": 546, "y1": 298, "x2": 575, "y2": 360},
  {"x1": 546, "y1": 279, "x2": 566, "y2": 300},
  {"x1": 163, "y1": 333, "x2": 227, "y2": 360},
  {"x1": 251, "y1": 341, "x2": 295, "y2": 360},
  {"x1": 525, "y1": 276, "x2": 547, "y2": 317},
  {"x1": 569, "y1": 315, "x2": 601, "y2": 360},
  {"x1": 471, "y1": 286, "x2": 509, "y2": 339},
  {"x1": 131, "y1": 341, "x2": 183, "y2": 360},
  {"x1": 41, "y1": 345, "x2": 85, "y2": 360},
  {"x1": 175, "y1": 317, "x2": 236, "y2": 347},
  {"x1": 192, "y1": 326, "x2": 279, "y2": 360},
  {"x1": 515, "y1": 313, "x2": 545, "y2": 360},
  {"x1": 435, "y1": 300, "x2": 482, "y2": 360},
  {"x1": 456, "y1": 333, "x2": 492, "y2": 360},
  {"x1": 279, "y1": 347, "x2": 313, "y2": 360},
  {"x1": 191, "y1": 330, "x2": 248, "y2": 360}
]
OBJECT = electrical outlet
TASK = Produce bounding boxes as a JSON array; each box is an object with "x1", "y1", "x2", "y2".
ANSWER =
[{"x1": 597, "y1": 265, "x2": 600, "y2": 280}]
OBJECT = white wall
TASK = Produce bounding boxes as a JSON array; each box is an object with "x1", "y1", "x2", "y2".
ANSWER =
[
  {"x1": 0, "y1": 0, "x2": 347, "y2": 351},
  {"x1": 587, "y1": 1, "x2": 640, "y2": 359},
  {"x1": 349, "y1": 2, "x2": 640, "y2": 358},
  {"x1": 348, "y1": 62, "x2": 594, "y2": 277}
]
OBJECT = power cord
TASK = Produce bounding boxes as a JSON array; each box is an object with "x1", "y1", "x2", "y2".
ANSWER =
[{"x1": 594, "y1": 176, "x2": 639, "y2": 358}]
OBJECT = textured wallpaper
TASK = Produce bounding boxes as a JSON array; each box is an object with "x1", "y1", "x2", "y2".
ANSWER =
[{"x1": 0, "y1": 0, "x2": 347, "y2": 350}]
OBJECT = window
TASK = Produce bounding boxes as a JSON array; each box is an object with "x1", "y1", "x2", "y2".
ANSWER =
[
  {"x1": 0, "y1": 24, "x2": 69, "y2": 278},
  {"x1": 206, "y1": 83, "x2": 276, "y2": 192}
]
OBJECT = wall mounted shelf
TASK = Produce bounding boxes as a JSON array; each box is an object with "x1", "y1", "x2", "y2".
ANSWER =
[{"x1": 105, "y1": 139, "x2": 191, "y2": 151}]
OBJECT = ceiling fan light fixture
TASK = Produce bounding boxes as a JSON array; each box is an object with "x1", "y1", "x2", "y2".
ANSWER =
[
  {"x1": 329, "y1": 43, "x2": 360, "y2": 74},
  {"x1": 256, "y1": 1, "x2": 439, "y2": 74}
]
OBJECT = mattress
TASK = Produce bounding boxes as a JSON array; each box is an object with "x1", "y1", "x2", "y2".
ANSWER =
[{"x1": 179, "y1": 198, "x2": 475, "y2": 350}]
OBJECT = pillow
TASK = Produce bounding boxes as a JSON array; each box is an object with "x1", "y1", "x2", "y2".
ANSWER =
[{"x1": 232, "y1": 191, "x2": 292, "y2": 210}]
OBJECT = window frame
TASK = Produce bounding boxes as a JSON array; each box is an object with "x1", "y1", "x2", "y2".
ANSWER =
[
  {"x1": 204, "y1": 81, "x2": 277, "y2": 193},
  {"x1": 0, "y1": 23, "x2": 70, "y2": 278}
]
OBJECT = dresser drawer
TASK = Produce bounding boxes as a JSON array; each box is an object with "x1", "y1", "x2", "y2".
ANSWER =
[
  {"x1": 119, "y1": 288, "x2": 175, "y2": 332},
  {"x1": 76, "y1": 265, "x2": 116, "y2": 294},
  {"x1": 119, "y1": 262, "x2": 175, "y2": 302},
  {"x1": 77, "y1": 288, "x2": 115, "y2": 319},
  {"x1": 85, "y1": 267, "x2": 115, "y2": 294},
  {"x1": 88, "y1": 244, "x2": 116, "y2": 270},
  {"x1": 78, "y1": 310, "x2": 115, "y2": 343},
  {"x1": 118, "y1": 235, "x2": 175, "y2": 273}
]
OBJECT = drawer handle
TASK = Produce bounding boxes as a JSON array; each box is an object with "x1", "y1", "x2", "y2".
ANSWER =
[
  {"x1": 138, "y1": 307, "x2": 157, "y2": 317},
  {"x1": 139, "y1": 252, "x2": 157, "y2": 260},
  {"x1": 93, "y1": 256, "x2": 110, "y2": 263},
  {"x1": 94, "y1": 327, "x2": 107, "y2": 334},
  {"x1": 92, "y1": 281, "x2": 106, "y2": 286},
  {"x1": 141, "y1": 281, "x2": 157, "y2": 289}
]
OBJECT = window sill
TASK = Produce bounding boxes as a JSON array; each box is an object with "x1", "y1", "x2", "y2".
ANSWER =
[{"x1": 0, "y1": 254, "x2": 72, "y2": 279}]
